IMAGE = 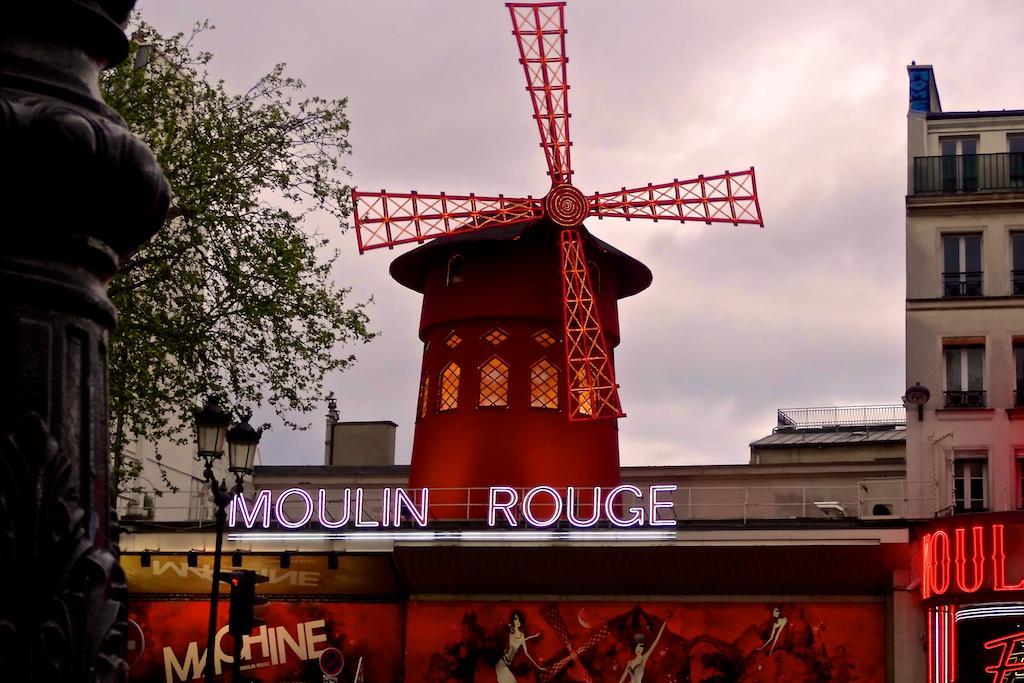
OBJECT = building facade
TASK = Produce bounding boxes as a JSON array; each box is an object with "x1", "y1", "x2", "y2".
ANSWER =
[
  {"x1": 115, "y1": 64, "x2": 1024, "y2": 683},
  {"x1": 121, "y1": 404, "x2": 921, "y2": 682},
  {"x1": 905, "y1": 64, "x2": 1024, "y2": 683}
]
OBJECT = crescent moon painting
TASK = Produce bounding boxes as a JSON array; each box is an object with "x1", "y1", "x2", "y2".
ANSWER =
[{"x1": 577, "y1": 608, "x2": 591, "y2": 629}]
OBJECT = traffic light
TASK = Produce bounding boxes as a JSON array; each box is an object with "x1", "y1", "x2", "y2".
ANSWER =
[{"x1": 219, "y1": 569, "x2": 268, "y2": 636}]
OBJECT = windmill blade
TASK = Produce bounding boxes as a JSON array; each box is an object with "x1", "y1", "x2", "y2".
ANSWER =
[
  {"x1": 539, "y1": 605, "x2": 605, "y2": 683},
  {"x1": 588, "y1": 168, "x2": 763, "y2": 226},
  {"x1": 507, "y1": 2, "x2": 573, "y2": 185},
  {"x1": 559, "y1": 229, "x2": 624, "y2": 421},
  {"x1": 352, "y1": 189, "x2": 545, "y2": 253}
]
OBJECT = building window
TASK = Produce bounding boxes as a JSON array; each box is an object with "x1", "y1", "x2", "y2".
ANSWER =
[
  {"x1": 1013, "y1": 232, "x2": 1024, "y2": 296},
  {"x1": 478, "y1": 357, "x2": 509, "y2": 408},
  {"x1": 942, "y1": 234, "x2": 982, "y2": 297},
  {"x1": 1017, "y1": 453, "x2": 1024, "y2": 510},
  {"x1": 530, "y1": 360, "x2": 559, "y2": 410},
  {"x1": 438, "y1": 362, "x2": 460, "y2": 412},
  {"x1": 446, "y1": 254, "x2": 464, "y2": 286},
  {"x1": 418, "y1": 375, "x2": 430, "y2": 419},
  {"x1": 573, "y1": 367, "x2": 593, "y2": 417},
  {"x1": 482, "y1": 328, "x2": 509, "y2": 346},
  {"x1": 1010, "y1": 135, "x2": 1024, "y2": 189},
  {"x1": 1015, "y1": 339, "x2": 1024, "y2": 407},
  {"x1": 953, "y1": 454, "x2": 987, "y2": 513},
  {"x1": 532, "y1": 329, "x2": 557, "y2": 347},
  {"x1": 444, "y1": 331, "x2": 462, "y2": 348},
  {"x1": 944, "y1": 340, "x2": 985, "y2": 407},
  {"x1": 940, "y1": 137, "x2": 979, "y2": 192}
]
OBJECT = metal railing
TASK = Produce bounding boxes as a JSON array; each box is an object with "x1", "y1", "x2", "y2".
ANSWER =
[
  {"x1": 914, "y1": 152, "x2": 1024, "y2": 194},
  {"x1": 775, "y1": 405, "x2": 905, "y2": 431},
  {"x1": 944, "y1": 390, "x2": 986, "y2": 408},
  {"x1": 942, "y1": 271, "x2": 983, "y2": 297}
]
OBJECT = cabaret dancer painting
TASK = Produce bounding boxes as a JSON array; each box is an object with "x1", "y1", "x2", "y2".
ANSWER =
[
  {"x1": 619, "y1": 615, "x2": 669, "y2": 683},
  {"x1": 496, "y1": 611, "x2": 546, "y2": 682}
]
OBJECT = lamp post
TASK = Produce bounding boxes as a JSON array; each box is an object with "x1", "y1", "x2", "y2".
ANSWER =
[
  {"x1": 0, "y1": 2, "x2": 170, "y2": 677},
  {"x1": 194, "y1": 395, "x2": 262, "y2": 683},
  {"x1": 903, "y1": 382, "x2": 931, "y2": 421}
]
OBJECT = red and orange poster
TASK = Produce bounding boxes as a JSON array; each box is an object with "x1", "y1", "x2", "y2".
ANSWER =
[
  {"x1": 405, "y1": 601, "x2": 886, "y2": 682},
  {"x1": 128, "y1": 600, "x2": 403, "y2": 682},
  {"x1": 129, "y1": 599, "x2": 885, "y2": 681}
]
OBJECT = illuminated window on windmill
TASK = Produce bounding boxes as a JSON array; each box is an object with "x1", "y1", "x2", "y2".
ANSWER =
[
  {"x1": 482, "y1": 328, "x2": 509, "y2": 346},
  {"x1": 530, "y1": 360, "x2": 559, "y2": 409},
  {"x1": 478, "y1": 357, "x2": 509, "y2": 408},
  {"x1": 444, "y1": 331, "x2": 462, "y2": 348},
  {"x1": 532, "y1": 329, "x2": 556, "y2": 347},
  {"x1": 446, "y1": 254, "x2": 464, "y2": 286},
  {"x1": 574, "y1": 367, "x2": 593, "y2": 416},
  {"x1": 438, "y1": 363, "x2": 460, "y2": 412},
  {"x1": 418, "y1": 375, "x2": 430, "y2": 419}
]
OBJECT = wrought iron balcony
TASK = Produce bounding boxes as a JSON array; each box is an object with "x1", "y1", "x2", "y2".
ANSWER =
[
  {"x1": 1014, "y1": 270, "x2": 1024, "y2": 296},
  {"x1": 944, "y1": 390, "x2": 987, "y2": 408},
  {"x1": 914, "y1": 152, "x2": 1024, "y2": 194},
  {"x1": 942, "y1": 271, "x2": 984, "y2": 297}
]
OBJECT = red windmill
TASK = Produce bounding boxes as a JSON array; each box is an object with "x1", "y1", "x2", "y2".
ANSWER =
[{"x1": 353, "y1": 2, "x2": 762, "y2": 511}]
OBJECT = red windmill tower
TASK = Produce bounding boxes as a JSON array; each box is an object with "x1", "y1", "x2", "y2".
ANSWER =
[{"x1": 353, "y1": 2, "x2": 763, "y2": 516}]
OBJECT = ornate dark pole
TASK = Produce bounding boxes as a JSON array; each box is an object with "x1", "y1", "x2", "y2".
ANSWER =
[
  {"x1": 0, "y1": 2, "x2": 169, "y2": 682},
  {"x1": 194, "y1": 398, "x2": 261, "y2": 682},
  {"x1": 205, "y1": 476, "x2": 230, "y2": 683}
]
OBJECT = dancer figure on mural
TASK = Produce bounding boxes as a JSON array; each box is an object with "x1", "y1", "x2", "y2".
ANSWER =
[
  {"x1": 756, "y1": 607, "x2": 788, "y2": 655},
  {"x1": 619, "y1": 615, "x2": 669, "y2": 683},
  {"x1": 495, "y1": 611, "x2": 546, "y2": 682}
]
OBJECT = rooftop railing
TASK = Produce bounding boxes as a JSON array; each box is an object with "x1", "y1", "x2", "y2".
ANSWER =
[
  {"x1": 775, "y1": 405, "x2": 906, "y2": 431},
  {"x1": 914, "y1": 152, "x2": 1024, "y2": 194}
]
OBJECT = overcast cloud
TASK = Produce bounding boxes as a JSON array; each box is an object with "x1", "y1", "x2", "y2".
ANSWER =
[{"x1": 137, "y1": 0, "x2": 1024, "y2": 467}]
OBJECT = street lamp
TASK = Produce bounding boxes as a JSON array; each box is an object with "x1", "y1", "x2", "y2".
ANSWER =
[
  {"x1": 194, "y1": 395, "x2": 262, "y2": 683},
  {"x1": 227, "y1": 411, "x2": 261, "y2": 481},
  {"x1": 195, "y1": 393, "x2": 230, "y2": 462},
  {"x1": 903, "y1": 382, "x2": 931, "y2": 421}
]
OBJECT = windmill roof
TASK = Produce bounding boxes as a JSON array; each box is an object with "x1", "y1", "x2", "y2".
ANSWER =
[{"x1": 388, "y1": 218, "x2": 653, "y2": 298}]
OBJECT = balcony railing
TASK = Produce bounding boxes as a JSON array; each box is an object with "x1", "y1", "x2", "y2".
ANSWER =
[
  {"x1": 914, "y1": 152, "x2": 1024, "y2": 194},
  {"x1": 943, "y1": 271, "x2": 984, "y2": 297},
  {"x1": 775, "y1": 404, "x2": 905, "y2": 431},
  {"x1": 944, "y1": 390, "x2": 987, "y2": 408},
  {"x1": 1014, "y1": 270, "x2": 1024, "y2": 296}
]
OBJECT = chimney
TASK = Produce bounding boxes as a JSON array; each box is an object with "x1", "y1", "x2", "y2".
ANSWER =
[
  {"x1": 324, "y1": 393, "x2": 339, "y2": 465},
  {"x1": 907, "y1": 63, "x2": 941, "y2": 114}
]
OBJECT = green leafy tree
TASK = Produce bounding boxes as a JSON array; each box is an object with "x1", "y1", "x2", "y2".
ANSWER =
[{"x1": 100, "y1": 21, "x2": 374, "y2": 495}]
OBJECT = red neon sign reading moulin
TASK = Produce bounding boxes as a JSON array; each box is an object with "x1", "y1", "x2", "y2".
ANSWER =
[{"x1": 921, "y1": 522, "x2": 1024, "y2": 599}]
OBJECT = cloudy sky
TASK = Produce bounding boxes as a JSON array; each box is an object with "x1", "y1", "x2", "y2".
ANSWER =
[{"x1": 138, "y1": 0, "x2": 1024, "y2": 468}]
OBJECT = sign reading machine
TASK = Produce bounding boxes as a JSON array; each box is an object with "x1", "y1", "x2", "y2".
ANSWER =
[{"x1": 228, "y1": 485, "x2": 678, "y2": 539}]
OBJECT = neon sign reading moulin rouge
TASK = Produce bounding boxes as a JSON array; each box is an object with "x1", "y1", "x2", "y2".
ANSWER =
[{"x1": 228, "y1": 485, "x2": 678, "y2": 530}]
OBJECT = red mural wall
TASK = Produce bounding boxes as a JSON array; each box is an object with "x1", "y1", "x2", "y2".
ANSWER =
[
  {"x1": 128, "y1": 600, "x2": 403, "y2": 683},
  {"x1": 128, "y1": 599, "x2": 885, "y2": 682},
  {"x1": 405, "y1": 601, "x2": 886, "y2": 683}
]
